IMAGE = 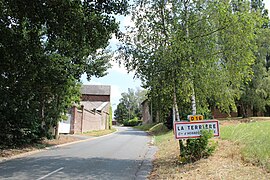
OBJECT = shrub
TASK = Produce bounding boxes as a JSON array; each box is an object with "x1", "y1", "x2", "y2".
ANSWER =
[
  {"x1": 179, "y1": 130, "x2": 217, "y2": 163},
  {"x1": 123, "y1": 117, "x2": 142, "y2": 126}
]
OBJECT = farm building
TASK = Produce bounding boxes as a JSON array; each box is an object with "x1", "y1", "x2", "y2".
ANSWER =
[{"x1": 59, "y1": 85, "x2": 111, "y2": 134}]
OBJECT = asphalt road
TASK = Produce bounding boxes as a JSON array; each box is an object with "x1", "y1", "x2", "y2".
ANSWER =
[{"x1": 0, "y1": 127, "x2": 157, "y2": 180}]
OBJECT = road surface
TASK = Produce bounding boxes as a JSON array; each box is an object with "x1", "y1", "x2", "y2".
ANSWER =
[{"x1": 0, "y1": 127, "x2": 157, "y2": 180}]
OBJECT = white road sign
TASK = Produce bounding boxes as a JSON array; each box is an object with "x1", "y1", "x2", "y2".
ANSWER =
[{"x1": 174, "y1": 120, "x2": 219, "y2": 139}]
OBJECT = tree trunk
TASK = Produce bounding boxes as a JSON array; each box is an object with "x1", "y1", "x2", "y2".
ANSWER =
[
  {"x1": 184, "y1": 0, "x2": 197, "y2": 116},
  {"x1": 191, "y1": 86, "x2": 196, "y2": 115},
  {"x1": 55, "y1": 122, "x2": 59, "y2": 139},
  {"x1": 173, "y1": 87, "x2": 180, "y2": 121}
]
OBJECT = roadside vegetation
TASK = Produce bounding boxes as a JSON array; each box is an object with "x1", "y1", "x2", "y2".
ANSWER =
[
  {"x1": 148, "y1": 123, "x2": 169, "y2": 136},
  {"x1": 0, "y1": 128, "x2": 117, "y2": 159},
  {"x1": 83, "y1": 128, "x2": 116, "y2": 137},
  {"x1": 221, "y1": 121, "x2": 270, "y2": 171},
  {"x1": 137, "y1": 122, "x2": 216, "y2": 161},
  {"x1": 114, "y1": 88, "x2": 147, "y2": 125},
  {"x1": 0, "y1": 135, "x2": 80, "y2": 159},
  {"x1": 134, "y1": 123, "x2": 169, "y2": 135},
  {"x1": 146, "y1": 120, "x2": 270, "y2": 179},
  {"x1": 134, "y1": 123, "x2": 156, "y2": 131},
  {"x1": 117, "y1": 0, "x2": 270, "y2": 127},
  {"x1": 123, "y1": 117, "x2": 142, "y2": 126},
  {"x1": 0, "y1": 1, "x2": 129, "y2": 148}
]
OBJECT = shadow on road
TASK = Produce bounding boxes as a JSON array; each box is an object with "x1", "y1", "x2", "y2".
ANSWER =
[
  {"x1": 0, "y1": 155, "x2": 151, "y2": 179},
  {"x1": 116, "y1": 128, "x2": 149, "y2": 137}
]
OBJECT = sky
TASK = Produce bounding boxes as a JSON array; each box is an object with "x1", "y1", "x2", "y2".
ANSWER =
[
  {"x1": 81, "y1": 1, "x2": 270, "y2": 114},
  {"x1": 265, "y1": 1, "x2": 270, "y2": 14}
]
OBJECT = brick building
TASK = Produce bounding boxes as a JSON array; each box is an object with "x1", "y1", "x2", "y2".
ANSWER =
[
  {"x1": 81, "y1": 85, "x2": 111, "y2": 102},
  {"x1": 69, "y1": 85, "x2": 111, "y2": 134}
]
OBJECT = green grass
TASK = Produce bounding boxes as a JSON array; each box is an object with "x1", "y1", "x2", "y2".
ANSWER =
[
  {"x1": 83, "y1": 128, "x2": 116, "y2": 137},
  {"x1": 134, "y1": 123, "x2": 157, "y2": 131},
  {"x1": 148, "y1": 123, "x2": 170, "y2": 135},
  {"x1": 134, "y1": 123, "x2": 170, "y2": 136},
  {"x1": 221, "y1": 121, "x2": 270, "y2": 171},
  {"x1": 154, "y1": 130, "x2": 174, "y2": 144}
]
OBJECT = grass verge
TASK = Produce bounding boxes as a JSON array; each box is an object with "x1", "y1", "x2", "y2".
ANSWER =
[
  {"x1": 221, "y1": 121, "x2": 270, "y2": 171},
  {"x1": 150, "y1": 130, "x2": 182, "y2": 179},
  {"x1": 83, "y1": 128, "x2": 116, "y2": 137},
  {"x1": 134, "y1": 123, "x2": 157, "y2": 131},
  {"x1": 150, "y1": 129, "x2": 270, "y2": 179},
  {"x1": 134, "y1": 123, "x2": 169, "y2": 136}
]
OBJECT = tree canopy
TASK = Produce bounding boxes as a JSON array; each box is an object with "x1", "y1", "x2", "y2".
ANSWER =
[
  {"x1": 118, "y1": 0, "x2": 268, "y2": 121},
  {"x1": 0, "y1": 0, "x2": 128, "y2": 148},
  {"x1": 238, "y1": 1, "x2": 270, "y2": 117}
]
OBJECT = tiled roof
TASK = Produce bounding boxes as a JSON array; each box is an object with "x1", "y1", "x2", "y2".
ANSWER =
[{"x1": 81, "y1": 85, "x2": 111, "y2": 96}]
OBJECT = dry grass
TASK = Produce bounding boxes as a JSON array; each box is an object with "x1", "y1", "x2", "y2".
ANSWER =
[
  {"x1": 221, "y1": 121, "x2": 270, "y2": 171},
  {"x1": 0, "y1": 135, "x2": 80, "y2": 158},
  {"x1": 149, "y1": 130, "x2": 270, "y2": 179},
  {"x1": 82, "y1": 128, "x2": 116, "y2": 137},
  {"x1": 0, "y1": 128, "x2": 117, "y2": 160},
  {"x1": 219, "y1": 117, "x2": 270, "y2": 126}
]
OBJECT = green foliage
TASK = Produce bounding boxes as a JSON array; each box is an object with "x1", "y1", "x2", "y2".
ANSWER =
[
  {"x1": 179, "y1": 130, "x2": 217, "y2": 163},
  {"x1": 118, "y1": 0, "x2": 261, "y2": 122},
  {"x1": 0, "y1": 0, "x2": 128, "y2": 148},
  {"x1": 238, "y1": 28, "x2": 270, "y2": 116},
  {"x1": 114, "y1": 102, "x2": 128, "y2": 124},
  {"x1": 221, "y1": 121, "x2": 270, "y2": 171},
  {"x1": 123, "y1": 117, "x2": 142, "y2": 126},
  {"x1": 148, "y1": 123, "x2": 169, "y2": 136},
  {"x1": 134, "y1": 123, "x2": 157, "y2": 131},
  {"x1": 109, "y1": 106, "x2": 113, "y2": 129},
  {"x1": 114, "y1": 88, "x2": 147, "y2": 123}
]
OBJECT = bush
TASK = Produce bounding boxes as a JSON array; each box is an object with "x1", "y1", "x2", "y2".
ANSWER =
[
  {"x1": 179, "y1": 130, "x2": 217, "y2": 163},
  {"x1": 148, "y1": 123, "x2": 169, "y2": 136},
  {"x1": 123, "y1": 117, "x2": 142, "y2": 126}
]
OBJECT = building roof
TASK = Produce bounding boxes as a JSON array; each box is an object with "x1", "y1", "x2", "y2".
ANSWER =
[{"x1": 81, "y1": 85, "x2": 111, "y2": 96}]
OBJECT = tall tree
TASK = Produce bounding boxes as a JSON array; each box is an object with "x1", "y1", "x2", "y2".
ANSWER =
[
  {"x1": 118, "y1": 0, "x2": 258, "y2": 121},
  {"x1": 238, "y1": 0, "x2": 270, "y2": 117},
  {"x1": 114, "y1": 88, "x2": 146, "y2": 123},
  {"x1": 0, "y1": 0, "x2": 128, "y2": 148}
]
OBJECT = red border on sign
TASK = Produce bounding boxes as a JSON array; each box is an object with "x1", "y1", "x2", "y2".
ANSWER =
[{"x1": 174, "y1": 120, "x2": 219, "y2": 139}]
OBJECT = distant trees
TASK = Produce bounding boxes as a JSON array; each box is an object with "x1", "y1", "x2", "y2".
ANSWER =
[
  {"x1": 238, "y1": 0, "x2": 270, "y2": 117},
  {"x1": 114, "y1": 88, "x2": 146, "y2": 124},
  {"x1": 118, "y1": 0, "x2": 269, "y2": 121},
  {"x1": 0, "y1": 0, "x2": 128, "y2": 148}
]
